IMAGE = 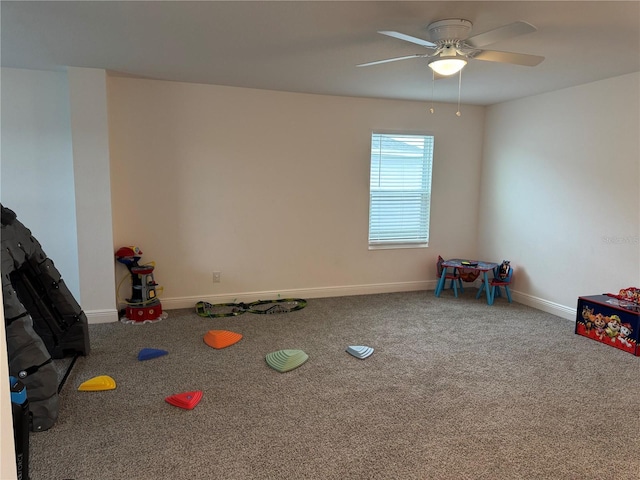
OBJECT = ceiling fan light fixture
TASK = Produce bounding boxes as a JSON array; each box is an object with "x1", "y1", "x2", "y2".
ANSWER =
[{"x1": 428, "y1": 57, "x2": 467, "y2": 76}]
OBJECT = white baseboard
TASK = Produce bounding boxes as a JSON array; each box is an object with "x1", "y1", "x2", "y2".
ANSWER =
[
  {"x1": 462, "y1": 279, "x2": 576, "y2": 321},
  {"x1": 160, "y1": 280, "x2": 437, "y2": 311},
  {"x1": 85, "y1": 309, "x2": 120, "y2": 324},
  {"x1": 511, "y1": 291, "x2": 576, "y2": 321},
  {"x1": 108, "y1": 281, "x2": 578, "y2": 323}
]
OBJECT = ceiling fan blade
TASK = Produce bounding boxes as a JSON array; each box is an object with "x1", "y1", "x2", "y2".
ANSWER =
[
  {"x1": 472, "y1": 50, "x2": 544, "y2": 67},
  {"x1": 357, "y1": 54, "x2": 428, "y2": 67},
  {"x1": 378, "y1": 31, "x2": 437, "y2": 48},
  {"x1": 465, "y1": 21, "x2": 537, "y2": 48}
]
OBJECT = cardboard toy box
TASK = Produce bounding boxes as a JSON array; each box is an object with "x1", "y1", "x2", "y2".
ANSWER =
[{"x1": 576, "y1": 295, "x2": 640, "y2": 356}]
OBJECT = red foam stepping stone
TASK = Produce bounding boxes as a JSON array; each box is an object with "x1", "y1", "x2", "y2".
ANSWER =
[{"x1": 165, "y1": 391, "x2": 203, "y2": 410}]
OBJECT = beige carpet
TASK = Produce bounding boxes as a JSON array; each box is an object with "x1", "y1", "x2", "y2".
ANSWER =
[{"x1": 28, "y1": 291, "x2": 640, "y2": 479}]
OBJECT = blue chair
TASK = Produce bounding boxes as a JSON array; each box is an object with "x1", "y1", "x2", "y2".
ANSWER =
[
  {"x1": 477, "y1": 262, "x2": 513, "y2": 303},
  {"x1": 437, "y1": 255, "x2": 463, "y2": 297}
]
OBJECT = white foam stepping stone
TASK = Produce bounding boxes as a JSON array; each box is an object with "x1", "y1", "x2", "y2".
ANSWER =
[{"x1": 346, "y1": 345, "x2": 374, "y2": 359}]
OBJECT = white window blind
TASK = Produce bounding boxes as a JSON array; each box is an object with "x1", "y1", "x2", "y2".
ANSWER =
[{"x1": 369, "y1": 133, "x2": 434, "y2": 246}]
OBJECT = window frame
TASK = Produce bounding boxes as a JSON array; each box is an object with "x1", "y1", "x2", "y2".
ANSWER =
[{"x1": 368, "y1": 131, "x2": 435, "y2": 250}]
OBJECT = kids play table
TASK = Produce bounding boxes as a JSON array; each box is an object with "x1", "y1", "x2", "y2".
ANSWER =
[{"x1": 435, "y1": 258, "x2": 499, "y2": 305}]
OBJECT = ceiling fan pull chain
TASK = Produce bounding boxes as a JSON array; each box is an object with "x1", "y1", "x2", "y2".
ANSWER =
[
  {"x1": 429, "y1": 69, "x2": 435, "y2": 114},
  {"x1": 456, "y1": 69, "x2": 462, "y2": 117}
]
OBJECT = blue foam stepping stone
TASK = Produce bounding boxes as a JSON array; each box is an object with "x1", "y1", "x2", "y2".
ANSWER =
[{"x1": 138, "y1": 348, "x2": 168, "y2": 361}]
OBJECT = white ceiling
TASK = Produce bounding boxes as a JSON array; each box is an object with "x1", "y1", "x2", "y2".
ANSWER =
[{"x1": 2, "y1": 1, "x2": 639, "y2": 105}]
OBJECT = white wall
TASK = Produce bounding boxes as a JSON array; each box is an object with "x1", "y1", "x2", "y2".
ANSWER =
[
  {"x1": 479, "y1": 72, "x2": 640, "y2": 317},
  {"x1": 0, "y1": 68, "x2": 80, "y2": 298},
  {"x1": 0, "y1": 67, "x2": 118, "y2": 323},
  {"x1": 107, "y1": 77, "x2": 486, "y2": 308},
  {"x1": 67, "y1": 68, "x2": 118, "y2": 323},
  {"x1": 2, "y1": 68, "x2": 637, "y2": 321}
]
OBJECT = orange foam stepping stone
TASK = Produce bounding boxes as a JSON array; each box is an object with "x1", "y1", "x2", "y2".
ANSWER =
[
  {"x1": 203, "y1": 330, "x2": 243, "y2": 349},
  {"x1": 165, "y1": 391, "x2": 203, "y2": 410},
  {"x1": 78, "y1": 375, "x2": 116, "y2": 392}
]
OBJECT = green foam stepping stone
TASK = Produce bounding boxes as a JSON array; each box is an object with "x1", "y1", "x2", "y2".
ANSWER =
[{"x1": 265, "y1": 349, "x2": 308, "y2": 373}]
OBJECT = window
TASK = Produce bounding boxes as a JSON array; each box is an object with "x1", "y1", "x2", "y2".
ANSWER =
[{"x1": 368, "y1": 132, "x2": 434, "y2": 248}]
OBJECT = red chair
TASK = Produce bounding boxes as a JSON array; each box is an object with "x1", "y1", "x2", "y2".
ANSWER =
[
  {"x1": 477, "y1": 261, "x2": 513, "y2": 303},
  {"x1": 436, "y1": 255, "x2": 463, "y2": 297}
]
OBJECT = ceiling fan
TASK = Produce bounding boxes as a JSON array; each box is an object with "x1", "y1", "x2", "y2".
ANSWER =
[{"x1": 358, "y1": 19, "x2": 544, "y2": 76}]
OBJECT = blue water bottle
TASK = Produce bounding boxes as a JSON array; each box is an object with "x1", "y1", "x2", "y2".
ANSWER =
[{"x1": 10, "y1": 375, "x2": 30, "y2": 480}]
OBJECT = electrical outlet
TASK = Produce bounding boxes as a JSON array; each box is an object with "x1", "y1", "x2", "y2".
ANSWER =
[{"x1": 213, "y1": 271, "x2": 221, "y2": 283}]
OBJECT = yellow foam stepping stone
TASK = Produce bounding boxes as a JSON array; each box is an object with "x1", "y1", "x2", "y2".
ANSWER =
[{"x1": 78, "y1": 375, "x2": 116, "y2": 392}]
